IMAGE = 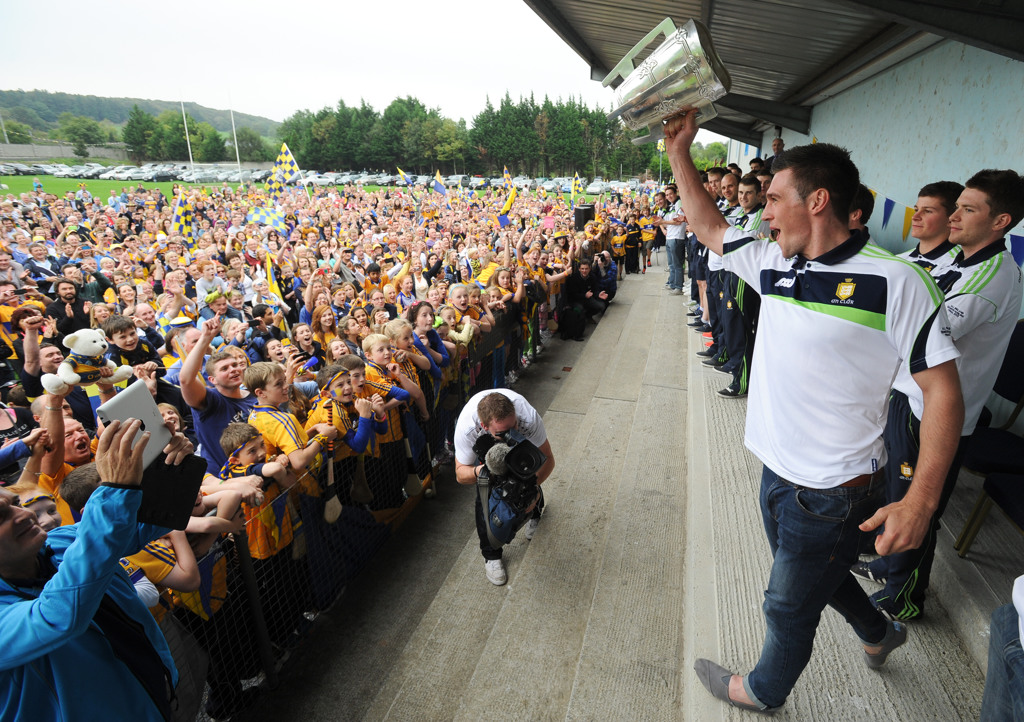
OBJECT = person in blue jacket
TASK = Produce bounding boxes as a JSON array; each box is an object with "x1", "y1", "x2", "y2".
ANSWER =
[{"x1": 0, "y1": 418, "x2": 194, "y2": 722}]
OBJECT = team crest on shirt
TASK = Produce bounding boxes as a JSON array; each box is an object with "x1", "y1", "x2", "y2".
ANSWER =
[
  {"x1": 726, "y1": 300, "x2": 733, "y2": 310},
  {"x1": 900, "y1": 462, "x2": 914, "y2": 479},
  {"x1": 835, "y1": 279, "x2": 856, "y2": 301}
]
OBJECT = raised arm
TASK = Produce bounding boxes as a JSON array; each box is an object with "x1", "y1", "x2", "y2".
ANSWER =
[
  {"x1": 180, "y1": 314, "x2": 219, "y2": 410},
  {"x1": 663, "y1": 110, "x2": 729, "y2": 255}
]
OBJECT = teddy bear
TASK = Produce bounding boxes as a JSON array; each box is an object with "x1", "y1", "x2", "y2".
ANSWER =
[{"x1": 41, "y1": 328, "x2": 135, "y2": 396}]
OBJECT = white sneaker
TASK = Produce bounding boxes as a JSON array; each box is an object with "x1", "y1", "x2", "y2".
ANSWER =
[
  {"x1": 523, "y1": 518, "x2": 539, "y2": 540},
  {"x1": 670, "y1": 288, "x2": 684, "y2": 295},
  {"x1": 485, "y1": 559, "x2": 507, "y2": 585}
]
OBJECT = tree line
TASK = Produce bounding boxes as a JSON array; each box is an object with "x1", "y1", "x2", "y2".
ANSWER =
[
  {"x1": 120, "y1": 105, "x2": 273, "y2": 163},
  {"x1": 278, "y1": 93, "x2": 728, "y2": 178}
]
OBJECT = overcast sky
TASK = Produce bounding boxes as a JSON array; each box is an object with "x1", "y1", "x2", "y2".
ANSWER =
[{"x1": 1, "y1": 0, "x2": 725, "y2": 143}]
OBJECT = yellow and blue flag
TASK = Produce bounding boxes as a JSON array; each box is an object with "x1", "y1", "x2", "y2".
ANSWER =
[
  {"x1": 266, "y1": 143, "x2": 301, "y2": 201},
  {"x1": 497, "y1": 185, "x2": 518, "y2": 227},
  {"x1": 397, "y1": 167, "x2": 413, "y2": 188},
  {"x1": 170, "y1": 193, "x2": 194, "y2": 246},
  {"x1": 433, "y1": 171, "x2": 451, "y2": 210},
  {"x1": 503, "y1": 166, "x2": 513, "y2": 191},
  {"x1": 571, "y1": 172, "x2": 584, "y2": 208},
  {"x1": 247, "y1": 204, "x2": 286, "y2": 233}
]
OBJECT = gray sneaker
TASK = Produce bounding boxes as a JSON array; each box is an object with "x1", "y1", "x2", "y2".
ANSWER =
[
  {"x1": 524, "y1": 518, "x2": 540, "y2": 540},
  {"x1": 485, "y1": 559, "x2": 507, "y2": 585}
]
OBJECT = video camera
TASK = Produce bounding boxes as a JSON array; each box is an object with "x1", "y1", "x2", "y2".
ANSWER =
[{"x1": 472, "y1": 429, "x2": 547, "y2": 514}]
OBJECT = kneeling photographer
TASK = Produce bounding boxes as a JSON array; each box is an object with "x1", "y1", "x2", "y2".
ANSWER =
[{"x1": 454, "y1": 391, "x2": 555, "y2": 586}]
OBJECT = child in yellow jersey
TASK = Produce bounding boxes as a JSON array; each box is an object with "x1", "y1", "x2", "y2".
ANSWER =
[
  {"x1": 362, "y1": 333, "x2": 424, "y2": 433},
  {"x1": 218, "y1": 422, "x2": 295, "y2": 559},
  {"x1": 639, "y1": 210, "x2": 656, "y2": 274},
  {"x1": 611, "y1": 222, "x2": 627, "y2": 280},
  {"x1": 218, "y1": 421, "x2": 309, "y2": 646},
  {"x1": 384, "y1": 318, "x2": 433, "y2": 399},
  {"x1": 242, "y1": 362, "x2": 338, "y2": 497},
  {"x1": 361, "y1": 262, "x2": 386, "y2": 297},
  {"x1": 305, "y1": 364, "x2": 388, "y2": 505},
  {"x1": 361, "y1": 333, "x2": 426, "y2": 507}
]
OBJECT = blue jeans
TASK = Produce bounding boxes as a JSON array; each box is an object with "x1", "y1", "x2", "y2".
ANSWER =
[
  {"x1": 666, "y1": 235, "x2": 684, "y2": 289},
  {"x1": 980, "y1": 603, "x2": 1024, "y2": 721},
  {"x1": 747, "y1": 467, "x2": 890, "y2": 709}
]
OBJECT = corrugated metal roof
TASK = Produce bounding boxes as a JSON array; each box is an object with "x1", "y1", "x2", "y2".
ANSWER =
[{"x1": 524, "y1": 0, "x2": 960, "y2": 143}]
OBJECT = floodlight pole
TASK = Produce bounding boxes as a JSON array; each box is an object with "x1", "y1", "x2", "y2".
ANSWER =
[
  {"x1": 0, "y1": 110, "x2": 8, "y2": 144},
  {"x1": 180, "y1": 101, "x2": 195, "y2": 178},
  {"x1": 230, "y1": 107, "x2": 242, "y2": 178}
]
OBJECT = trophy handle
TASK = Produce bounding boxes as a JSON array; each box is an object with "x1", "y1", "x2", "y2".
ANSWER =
[{"x1": 601, "y1": 17, "x2": 678, "y2": 88}]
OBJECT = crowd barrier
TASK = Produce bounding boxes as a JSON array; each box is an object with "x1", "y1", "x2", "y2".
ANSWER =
[{"x1": 155, "y1": 301, "x2": 543, "y2": 721}]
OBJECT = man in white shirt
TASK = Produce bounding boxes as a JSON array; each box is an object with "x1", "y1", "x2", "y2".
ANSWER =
[
  {"x1": 654, "y1": 185, "x2": 687, "y2": 294},
  {"x1": 664, "y1": 109, "x2": 963, "y2": 713},
  {"x1": 453, "y1": 390, "x2": 555, "y2": 586}
]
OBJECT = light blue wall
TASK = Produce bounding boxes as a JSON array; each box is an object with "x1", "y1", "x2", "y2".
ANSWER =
[
  {"x1": 727, "y1": 141, "x2": 762, "y2": 172},
  {"x1": 747, "y1": 40, "x2": 1024, "y2": 253}
]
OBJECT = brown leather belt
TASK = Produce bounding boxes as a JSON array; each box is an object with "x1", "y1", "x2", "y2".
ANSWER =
[{"x1": 839, "y1": 473, "x2": 873, "y2": 488}]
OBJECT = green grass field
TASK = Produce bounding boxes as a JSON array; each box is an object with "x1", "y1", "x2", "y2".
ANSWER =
[
  {"x1": 1, "y1": 176, "x2": 188, "y2": 199},
  {"x1": 1, "y1": 175, "x2": 603, "y2": 206}
]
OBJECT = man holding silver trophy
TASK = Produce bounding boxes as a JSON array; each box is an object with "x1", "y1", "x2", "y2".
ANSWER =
[
  {"x1": 662, "y1": 106, "x2": 963, "y2": 713},
  {"x1": 606, "y1": 16, "x2": 963, "y2": 712}
]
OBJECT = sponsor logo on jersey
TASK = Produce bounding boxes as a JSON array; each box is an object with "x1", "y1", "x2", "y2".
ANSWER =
[{"x1": 774, "y1": 277, "x2": 795, "y2": 288}]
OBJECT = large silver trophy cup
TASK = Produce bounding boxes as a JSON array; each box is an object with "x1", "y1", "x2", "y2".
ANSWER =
[{"x1": 604, "y1": 18, "x2": 731, "y2": 145}]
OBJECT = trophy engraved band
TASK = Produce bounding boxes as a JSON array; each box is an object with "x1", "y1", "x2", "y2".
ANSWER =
[{"x1": 603, "y1": 18, "x2": 732, "y2": 145}]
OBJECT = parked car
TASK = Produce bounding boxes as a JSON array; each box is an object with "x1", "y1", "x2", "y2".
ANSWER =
[
  {"x1": 250, "y1": 169, "x2": 272, "y2": 182},
  {"x1": 150, "y1": 169, "x2": 180, "y2": 182},
  {"x1": 490, "y1": 177, "x2": 505, "y2": 188},
  {"x1": 80, "y1": 166, "x2": 106, "y2": 179},
  {"x1": 0, "y1": 164, "x2": 15, "y2": 176},
  {"x1": 585, "y1": 181, "x2": 610, "y2": 194},
  {"x1": 511, "y1": 175, "x2": 529, "y2": 189},
  {"x1": 469, "y1": 176, "x2": 488, "y2": 190},
  {"x1": 444, "y1": 174, "x2": 469, "y2": 188},
  {"x1": 99, "y1": 166, "x2": 127, "y2": 180},
  {"x1": 540, "y1": 179, "x2": 561, "y2": 193},
  {"x1": 7, "y1": 163, "x2": 32, "y2": 175},
  {"x1": 125, "y1": 168, "x2": 151, "y2": 181}
]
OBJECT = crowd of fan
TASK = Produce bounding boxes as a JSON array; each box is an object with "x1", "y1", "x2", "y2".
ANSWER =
[{"x1": 0, "y1": 175, "x2": 673, "y2": 719}]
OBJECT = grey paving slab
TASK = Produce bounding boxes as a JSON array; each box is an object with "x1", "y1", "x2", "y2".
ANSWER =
[{"x1": 563, "y1": 384, "x2": 689, "y2": 722}]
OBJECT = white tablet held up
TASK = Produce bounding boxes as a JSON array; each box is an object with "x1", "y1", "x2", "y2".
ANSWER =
[{"x1": 96, "y1": 381, "x2": 173, "y2": 469}]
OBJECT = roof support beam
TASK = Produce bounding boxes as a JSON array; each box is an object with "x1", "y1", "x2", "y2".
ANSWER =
[
  {"x1": 716, "y1": 94, "x2": 812, "y2": 134},
  {"x1": 701, "y1": 118, "x2": 762, "y2": 147},
  {"x1": 522, "y1": 0, "x2": 611, "y2": 81},
  {"x1": 843, "y1": 0, "x2": 1024, "y2": 62}
]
